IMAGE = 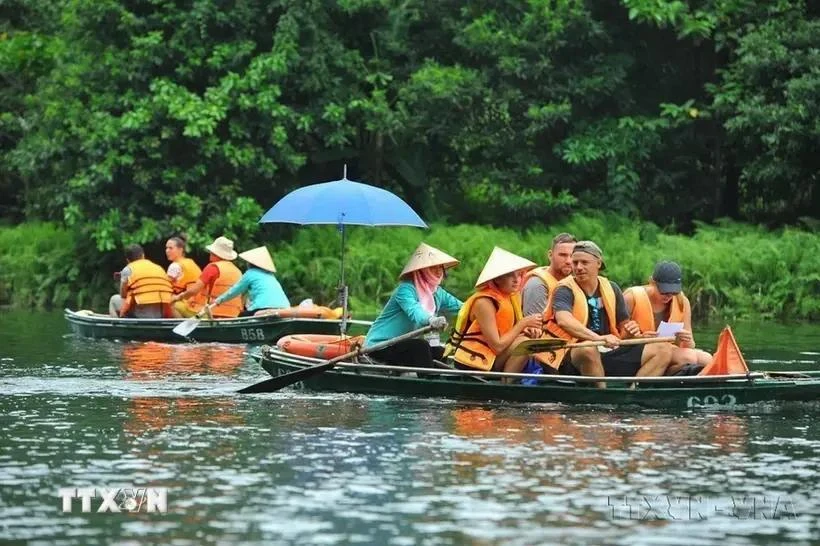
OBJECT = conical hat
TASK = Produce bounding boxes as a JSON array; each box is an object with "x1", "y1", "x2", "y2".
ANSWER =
[
  {"x1": 399, "y1": 242, "x2": 459, "y2": 278},
  {"x1": 474, "y1": 247, "x2": 536, "y2": 287},
  {"x1": 239, "y1": 246, "x2": 276, "y2": 273}
]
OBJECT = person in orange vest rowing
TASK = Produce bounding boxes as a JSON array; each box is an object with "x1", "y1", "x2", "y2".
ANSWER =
[
  {"x1": 544, "y1": 241, "x2": 673, "y2": 388},
  {"x1": 164, "y1": 235, "x2": 206, "y2": 318},
  {"x1": 521, "y1": 232, "x2": 577, "y2": 370},
  {"x1": 445, "y1": 247, "x2": 543, "y2": 378},
  {"x1": 170, "y1": 236, "x2": 244, "y2": 318},
  {"x1": 624, "y1": 261, "x2": 713, "y2": 375},
  {"x1": 108, "y1": 244, "x2": 174, "y2": 318}
]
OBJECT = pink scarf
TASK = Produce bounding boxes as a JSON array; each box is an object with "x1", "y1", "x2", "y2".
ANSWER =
[{"x1": 411, "y1": 268, "x2": 443, "y2": 314}]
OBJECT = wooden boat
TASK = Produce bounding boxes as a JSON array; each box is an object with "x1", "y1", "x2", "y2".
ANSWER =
[
  {"x1": 253, "y1": 346, "x2": 820, "y2": 410},
  {"x1": 64, "y1": 309, "x2": 372, "y2": 343}
]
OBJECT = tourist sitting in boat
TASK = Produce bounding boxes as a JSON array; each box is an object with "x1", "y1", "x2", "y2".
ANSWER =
[
  {"x1": 210, "y1": 246, "x2": 290, "y2": 317},
  {"x1": 364, "y1": 243, "x2": 462, "y2": 368},
  {"x1": 170, "y1": 236, "x2": 244, "y2": 318},
  {"x1": 544, "y1": 241, "x2": 673, "y2": 388},
  {"x1": 164, "y1": 235, "x2": 205, "y2": 318},
  {"x1": 109, "y1": 244, "x2": 174, "y2": 318},
  {"x1": 522, "y1": 232, "x2": 577, "y2": 370},
  {"x1": 446, "y1": 247, "x2": 544, "y2": 377},
  {"x1": 624, "y1": 261, "x2": 713, "y2": 375}
]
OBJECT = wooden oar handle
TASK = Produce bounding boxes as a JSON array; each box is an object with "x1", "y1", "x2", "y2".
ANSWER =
[{"x1": 568, "y1": 336, "x2": 676, "y2": 349}]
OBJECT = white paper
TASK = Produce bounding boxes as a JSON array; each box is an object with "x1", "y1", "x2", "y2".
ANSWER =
[{"x1": 657, "y1": 321, "x2": 684, "y2": 337}]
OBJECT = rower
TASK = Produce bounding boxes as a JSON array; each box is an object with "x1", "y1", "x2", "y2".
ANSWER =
[
  {"x1": 543, "y1": 241, "x2": 673, "y2": 388},
  {"x1": 445, "y1": 247, "x2": 543, "y2": 378}
]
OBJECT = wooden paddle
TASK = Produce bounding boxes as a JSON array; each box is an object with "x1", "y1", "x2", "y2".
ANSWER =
[
  {"x1": 238, "y1": 324, "x2": 436, "y2": 394},
  {"x1": 512, "y1": 336, "x2": 677, "y2": 356}
]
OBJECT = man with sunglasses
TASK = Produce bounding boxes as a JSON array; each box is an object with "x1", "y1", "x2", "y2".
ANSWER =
[
  {"x1": 624, "y1": 261, "x2": 713, "y2": 374},
  {"x1": 544, "y1": 241, "x2": 673, "y2": 387}
]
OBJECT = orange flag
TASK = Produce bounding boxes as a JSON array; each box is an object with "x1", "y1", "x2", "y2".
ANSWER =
[{"x1": 699, "y1": 326, "x2": 750, "y2": 376}]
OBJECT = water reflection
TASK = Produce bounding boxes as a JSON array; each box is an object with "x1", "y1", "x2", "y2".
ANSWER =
[
  {"x1": 121, "y1": 342, "x2": 245, "y2": 378},
  {"x1": 119, "y1": 342, "x2": 246, "y2": 437}
]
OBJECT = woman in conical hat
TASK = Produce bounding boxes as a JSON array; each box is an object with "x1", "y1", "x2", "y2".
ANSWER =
[
  {"x1": 365, "y1": 242, "x2": 463, "y2": 368},
  {"x1": 445, "y1": 247, "x2": 544, "y2": 377},
  {"x1": 210, "y1": 246, "x2": 291, "y2": 317}
]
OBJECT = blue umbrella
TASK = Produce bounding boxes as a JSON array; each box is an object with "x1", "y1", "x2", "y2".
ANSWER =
[{"x1": 260, "y1": 167, "x2": 427, "y2": 332}]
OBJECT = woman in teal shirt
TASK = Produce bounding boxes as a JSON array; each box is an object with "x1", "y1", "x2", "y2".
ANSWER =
[
  {"x1": 365, "y1": 243, "x2": 462, "y2": 367},
  {"x1": 212, "y1": 246, "x2": 290, "y2": 316}
]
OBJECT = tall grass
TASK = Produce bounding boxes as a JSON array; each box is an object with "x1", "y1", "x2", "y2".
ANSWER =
[
  {"x1": 0, "y1": 223, "x2": 112, "y2": 310},
  {"x1": 2, "y1": 215, "x2": 818, "y2": 321},
  {"x1": 272, "y1": 213, "x2": 819, "y2": 321}
]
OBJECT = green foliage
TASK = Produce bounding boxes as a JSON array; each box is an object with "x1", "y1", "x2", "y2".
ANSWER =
[
  {"x1": 2, "y1": 217, "x2": 817, "y2": 321},
  {"x1": 710, "y1": 9, "x2": 820, "y2": 222},
  {"x1": 271, "y1": 214, "x2": 818, "y2": 320},
  {"x1": 0, "y1": 223, "x2": 111, "y2": 310},
  {"x1": 0, "y1": 0, "x2": 817, "y2": 299}
]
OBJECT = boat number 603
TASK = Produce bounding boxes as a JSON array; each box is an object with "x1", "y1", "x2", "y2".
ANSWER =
[
  {"x1": 240, "y1": 328, "x2": 265, "y2": 341},
  {"x1": 686, "y1": 394, "x2": 737, "y2": 408}
]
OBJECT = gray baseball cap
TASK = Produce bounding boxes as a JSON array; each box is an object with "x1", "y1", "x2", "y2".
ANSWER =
[
  {"x1": 573, "y1": 240, "x2": 606, "y2": 270},
  {"x1": 652, "y1": 261, "x2": 683, "y2": 293}
]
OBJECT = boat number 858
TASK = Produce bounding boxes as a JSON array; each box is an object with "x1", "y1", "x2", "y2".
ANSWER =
[
  {"x1": 686, "y1": 394, "x2": 737, "y2": 408},
  {"x1": 240, "y1": 328, "x2": 265, "y2": 341}
]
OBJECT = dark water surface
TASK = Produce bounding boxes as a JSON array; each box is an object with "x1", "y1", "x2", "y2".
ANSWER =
[{"x1": 1, "y1": 310, "x2": 819, "y2": 545}]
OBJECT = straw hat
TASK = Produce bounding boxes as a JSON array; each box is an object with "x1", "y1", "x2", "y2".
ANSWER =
[
  {"x1": 474, "y1": 246, "x2": 536, "y2": 287},
  {"x1": 239, "y1": 246, "x2": 276, "y2": 273},
  {"x1": 205, "y1": 236, "x2": 238, "y2": 261},
  {"x1": 399, "y1": 242, "x2": 460, "y2": 278}
]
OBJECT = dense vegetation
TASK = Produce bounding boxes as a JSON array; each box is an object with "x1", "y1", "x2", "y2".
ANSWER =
[
  {"x1": 1, "y1": 216, "x2": 817, "y2": 320},
  {"x1": 0, "y1": 1, "x2": 817, "y2": 317}
]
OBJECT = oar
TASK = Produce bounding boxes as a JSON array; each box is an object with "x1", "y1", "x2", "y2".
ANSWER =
[
  {"x1": 512, "y1": 336, "x2": 677, "y2": 356},
  {"x1": 238, "y1": 325, "x2": 436, "y2": 394},
  {"x1": 171, "y1": 304, "x2": 213, "y2": 338}
]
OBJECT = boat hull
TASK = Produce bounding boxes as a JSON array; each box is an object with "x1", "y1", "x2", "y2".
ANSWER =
[
  {"x1": 256, "y1": 350, "x2": 820, "y2": 410},
  {"x1": 65, "y1": 309, "x2": 371, "y2": 343}
]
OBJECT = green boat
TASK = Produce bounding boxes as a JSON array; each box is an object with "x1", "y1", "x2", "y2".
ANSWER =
[
  {"x1": 253, "y1": 346, "x2": 820, "y2": 410},
  {"x1": 64, "y1": 309, "x2": 372, "y2": 343}
]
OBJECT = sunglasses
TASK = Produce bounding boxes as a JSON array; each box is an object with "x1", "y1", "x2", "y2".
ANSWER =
[{"x1": 660, "y1": 291, "x2": 680, "y2": 297}]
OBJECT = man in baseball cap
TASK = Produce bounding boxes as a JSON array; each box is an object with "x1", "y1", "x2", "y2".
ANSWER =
[
  {"x1": 624, "y1": 260, "x2": 713, "y2": 375},
  {"x1": 543, "y1": 240, "x2": 673, "y2": 387}
]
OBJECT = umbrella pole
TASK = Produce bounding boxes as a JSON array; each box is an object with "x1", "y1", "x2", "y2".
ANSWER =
[{"x1": 338, "y1": 224, "x2": 348, "y2": 336}]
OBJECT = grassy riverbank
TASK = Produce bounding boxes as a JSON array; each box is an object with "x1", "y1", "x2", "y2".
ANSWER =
[{"x1": 1, "y1": 214, "x2": 817, "y2": 320}]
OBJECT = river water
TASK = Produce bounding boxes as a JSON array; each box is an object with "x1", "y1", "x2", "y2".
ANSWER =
[{"x1": 1, "y1": 310, "x2": 819, "y2": 545}]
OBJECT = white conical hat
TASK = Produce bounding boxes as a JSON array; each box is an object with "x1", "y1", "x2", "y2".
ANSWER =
[
  {"x1": 399, "y1": 242, "x2": 459, "y2": 278},
  {"x1": 474, "y1": 246, "x2": 536, "y2": 287},
  {"x1": 239, "y1": 246, "x2": 276, "y2": 273}
]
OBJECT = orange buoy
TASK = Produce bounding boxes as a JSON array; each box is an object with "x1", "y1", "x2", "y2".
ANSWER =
[
  {"x1": 276, "y1": 334, "x2": 364, "y2": 359},
  {"x1": 254, "y1": 305, "x2": 344, "y2": 319}
]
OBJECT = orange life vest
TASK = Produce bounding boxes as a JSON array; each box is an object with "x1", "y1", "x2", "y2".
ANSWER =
[
  {"x1": 523, "y1": 267, "x2": 559, "y2": 302},
  {"x1": 171, "y1": 257, "x2": 202, "y2": 294},
  {"x1": 544, "y1": 276, "x2": 619, "y2": 342},
  {"x1": 201, "y1": 260, "x2": 243, "y2": 318},
  {"x1": 522, "y1": 267, "x2": 561, "y2": 367},
  {"x1": 445, "y1": 285, "x2": 522, "y2": 371},
  {"x1": 121, "y1": 258, "x2": 174, "y2": 317},
  {"x1": 625, "y1": 285, "x2": 686, "y2": 332}
]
